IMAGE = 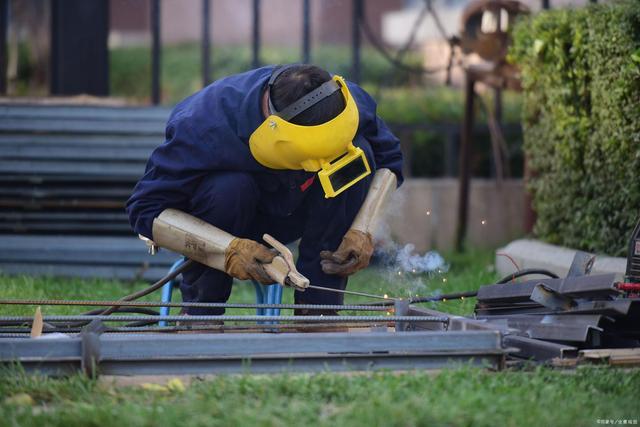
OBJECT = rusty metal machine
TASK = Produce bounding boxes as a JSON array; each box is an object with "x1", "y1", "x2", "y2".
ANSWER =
[{"x1": 453, "y1": 0, "x2": 531, "y2": 251}]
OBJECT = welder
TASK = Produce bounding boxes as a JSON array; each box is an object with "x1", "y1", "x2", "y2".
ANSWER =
[{"x1": 126, "y1": 64, "x2": 403, "y2": 316}]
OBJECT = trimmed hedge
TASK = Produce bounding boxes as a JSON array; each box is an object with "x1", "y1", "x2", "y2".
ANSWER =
[{"x1": 509, "y1": 0, "x2": 640, "y2": 256}]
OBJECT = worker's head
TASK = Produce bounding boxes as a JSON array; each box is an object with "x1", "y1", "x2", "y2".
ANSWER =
[
  {"x1": 250, "y1": 64, "x2": 371, "y2": 198},
  {"x1": 268, "y1": 65, "x2": 345, "y2": 126}
]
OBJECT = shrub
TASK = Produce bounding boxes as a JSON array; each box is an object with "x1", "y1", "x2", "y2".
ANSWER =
[{"x1": 509, "y1": 0, "x2": 640, "y2": 256}]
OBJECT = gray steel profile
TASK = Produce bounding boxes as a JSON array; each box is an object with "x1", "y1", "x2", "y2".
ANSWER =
[{"x1": 0, "y1": 330, "x2": 505, "y2": 376}]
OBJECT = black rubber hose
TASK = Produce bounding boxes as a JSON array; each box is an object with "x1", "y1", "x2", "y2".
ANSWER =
[
  {"x1": 365, "y1": 290, "x2": 478, "y2": 307},
  {"x1": 87, "y1": 259, "x2": 195, "y2": 317},
  {"x1": 495, "y1": 268, "x2": 559, "y2": 284},
  {"x1": 62, "y1": 259, "x2": 195, "y2": 328},
  {"x1": 365, "y1": 269, "x2": 560, "y2": 307}
]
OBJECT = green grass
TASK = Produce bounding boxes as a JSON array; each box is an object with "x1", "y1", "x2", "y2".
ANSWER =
[
  {"x1": 0, "y1": 249, "x2": 494, "y2": 317},
  {"x1": 1, "y1": 366, "x2": 638, "y2": 427},
  {"x1": 2, "y1": 250, "x2": 638, "y2": 426}
]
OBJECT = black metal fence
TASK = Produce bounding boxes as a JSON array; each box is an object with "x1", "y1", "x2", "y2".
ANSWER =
[{"x1": 0, "y1": 0, "x2": 573, "y2": 102}]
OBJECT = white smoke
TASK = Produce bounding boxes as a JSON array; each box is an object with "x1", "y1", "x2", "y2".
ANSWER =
[{"x1": 395, "y1": 243, "x2": 447, "y2": 274}]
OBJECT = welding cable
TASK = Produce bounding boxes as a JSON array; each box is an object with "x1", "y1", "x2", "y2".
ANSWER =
[
  {"x1": 495, "y1": 268, "x2": 559, "y2": 284},
  {"x1": 87, "y1": 259, "x2": 195, "y2": 318},
  {"x1": 55, "y1": 259, "x2": 195, "y2": 329},
  {"x1": 365, "y1": 270, "x2": 559, "y2": 307},
  {"x1": 0, "y1": 307, "x2": 163, "y2": 331},
  {"x1": 365, "y1": 290, "x2": 478, "y2": 307}
]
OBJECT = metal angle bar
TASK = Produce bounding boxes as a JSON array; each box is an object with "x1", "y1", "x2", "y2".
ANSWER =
[
  {"x1": 503, "y1": 335, "x2": 578, "y2": 361},
  {"x1": 13, "y1": 352, "x2": 504, "y2": 376},
  {"x1": 0, "y1": 299, "x2": 392, "y2": 312},
  {"x1": 530, "y1": 283, "x2": 576, "y2": 311},
  {"x1": 476, "y1": 273, "x2": 620, "y2": 302},
  {"x1": 567, "y1": 251, "x2": 595, "y2": 277},
  {"x1": 0, "y1": 331, "x2": 503, "y2": 361},
  {"x1": 477, "y1": 299, "x2": 636, "y2": 318},
  {"x1": 0, "y1": 315, "x2": 448, "y2": 324},
  {"x1": 405, "y1": 305, "x2": 581, "y2": 361},
  {"x1": 479, "y1": 315, "x2": 604, "y2": 343},
  {"x1": 524, "y1": 324, "x2": 603, "y2": 344}
]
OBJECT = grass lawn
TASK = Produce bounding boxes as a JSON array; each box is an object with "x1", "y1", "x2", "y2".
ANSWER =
[{"x1": 1, "y1": 250, "x2": 639, "y2": 426}]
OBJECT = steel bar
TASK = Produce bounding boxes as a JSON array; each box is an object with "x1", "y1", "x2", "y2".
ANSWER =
[
  {"x1": 0, "y1": 298, "x2": 392, "y2": 312},
  {"x1": 307, "y1": 284, "x2": 392, "y2": 300},
  {"x1": 0, "y1": 315, "x2": 448, "y2": 324},
  {"x1": 0, "y1": 331, "x2": 505, "y2": 375},
  {"x1": 0, "y1": 322, "x2": 391, "y2": 335}
]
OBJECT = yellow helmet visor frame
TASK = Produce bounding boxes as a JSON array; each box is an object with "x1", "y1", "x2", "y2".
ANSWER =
[{"x1": 249, "y1": 75, "x2": 371, "y2": 198}]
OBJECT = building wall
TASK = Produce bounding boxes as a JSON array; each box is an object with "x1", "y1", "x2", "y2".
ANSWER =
[{"x1": 384, "y1": 178, "x2": 526, "y2": 252}]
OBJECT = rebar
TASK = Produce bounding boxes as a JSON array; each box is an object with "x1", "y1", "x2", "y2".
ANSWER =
[
  {"x1": 0, "y1": 298, "x2": 391, "y2": 311},
  {"x1": 0, "y1": 315, "x2": 449, "y2": 323}
]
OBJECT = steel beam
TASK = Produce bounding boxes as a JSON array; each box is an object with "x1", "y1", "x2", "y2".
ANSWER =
[{"x1": 0, "y1": 331, "x2": 505, "y2": 376}]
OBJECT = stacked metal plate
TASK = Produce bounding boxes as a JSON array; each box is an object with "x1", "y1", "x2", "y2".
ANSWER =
[
  {"x1": 0, "y1": 103, "x2": 176, "y2": 280},
  {"x1": 474, "y1": 253, "x2": 640, "y2": 358}
]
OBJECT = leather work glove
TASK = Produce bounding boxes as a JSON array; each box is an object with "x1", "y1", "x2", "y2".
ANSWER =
[
  {"x1": 224, "y1": 238, "x2": 277, "y2": 284},
  {"x1": 319, "y1": 229, "x2": 374, "y2": 277}
]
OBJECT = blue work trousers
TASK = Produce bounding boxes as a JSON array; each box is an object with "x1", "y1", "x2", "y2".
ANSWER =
[{"x1": 180, "y1": 158, "x2": 373, "y2": 315}]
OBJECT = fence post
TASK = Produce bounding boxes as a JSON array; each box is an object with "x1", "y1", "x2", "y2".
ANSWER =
[
  {"x1": 351, "y1": 0, "x2": 362, "y2": 84},
  {"x1": 252, "y1": 0, "x2": 261, "y2": 68},
  {"x1": 0, "y1": 0, "x2": 7, "y2": 95},
  {"x1": 302, "y1": 0, "x2": 311, "y2": 63},
  {"x1": 201, "y1": 0, "x2": 211, "y2": 86},
  {"x1": 151, "y1": 0, "x2": 161, "y2": 105}
]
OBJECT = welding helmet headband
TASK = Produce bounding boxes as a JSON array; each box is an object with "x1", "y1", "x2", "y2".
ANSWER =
[{"x1": 249, "y1": 65, "x2": 370, "y2": 198}]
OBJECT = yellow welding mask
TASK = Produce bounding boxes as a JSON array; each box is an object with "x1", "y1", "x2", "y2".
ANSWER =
[{"x1": 250, "y1": 69, "x2": 370, "y2": 198}]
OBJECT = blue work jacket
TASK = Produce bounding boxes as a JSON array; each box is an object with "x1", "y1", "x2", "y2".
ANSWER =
[{"x1": 126, "y1": 66, "x2": 404, "y2": 239}]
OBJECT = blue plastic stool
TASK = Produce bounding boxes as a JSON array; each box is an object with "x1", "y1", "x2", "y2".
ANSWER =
[
  {"x1": 159, "y1": 258, "x2": 283, "y2": 326},
  {"x1": 252, "y1": 281, "x2": 283, "y2": 324}
]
